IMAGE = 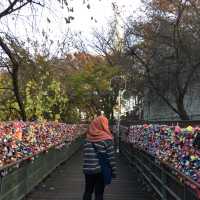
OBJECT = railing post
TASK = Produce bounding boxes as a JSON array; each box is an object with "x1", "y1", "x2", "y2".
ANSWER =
[
  {"x1": 116, "y1": 120, "x2": 120, "y2": 153},
  {"x1": 161, "y1": 166, "x2": 167, "y2": 200},
  {"x1": 183, "y1": 182, "x2": 186, "y2": 200},
  {"x1": 0, "y1": 174, "x2": 3, "y2": 194}
]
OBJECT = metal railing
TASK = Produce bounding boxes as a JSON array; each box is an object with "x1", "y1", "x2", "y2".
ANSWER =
[
  {"x1": 120, "y1": 119, "x2": 200, "y2": 127},
  {"x1": 0, "y1": 135, "x2": 84, "y2": 200},
  {"x1": 120, "y1": 133, "x2": 200, "y2": 200}
]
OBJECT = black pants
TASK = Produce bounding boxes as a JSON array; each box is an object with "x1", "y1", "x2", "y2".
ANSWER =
[{"x1": 83, "y1": 173, "x2": 105, "y2": 200}]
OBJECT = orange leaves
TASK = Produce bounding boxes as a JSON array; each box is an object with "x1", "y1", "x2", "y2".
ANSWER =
[
  {"x1": 151, "y1": 0, "x2": 178, "y2": 12},
  {"x1": 151, "y1": 0, "x2": 199, "y2": 14}
]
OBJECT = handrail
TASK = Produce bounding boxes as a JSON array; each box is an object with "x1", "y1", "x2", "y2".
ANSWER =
[
  {"x1": 0, "y1": 134, "x2": 83, "y2": 172},
  {"x1": 0, "y1": 134, "x2": 84, "y2": 200},
  {"x1": 121, "y1": 143, "x2": 200, "y2": 199},
  {"x1": 119, "y1": 122, "x2": 200, "y2": 199},
  {"x1": 136, "y1": 145, "x2": 200, "y2": 190},
  {"x1": 123, "y1": 142, "x2": 200, "y2": 191},
  {"x1": 120, "y1": 120, "x2": 200, "y2": 126}
]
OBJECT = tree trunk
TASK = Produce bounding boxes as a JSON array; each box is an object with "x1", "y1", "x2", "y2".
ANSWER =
[
  {"x1": 12, "y1": 68, "x2": 27, "y2": 121},
  {"x1": 176, "y1": 95, "x2": 189, "y2": 120},
  {"x1": 0, "y1": 37, "x2": 26, "y2": 121}
]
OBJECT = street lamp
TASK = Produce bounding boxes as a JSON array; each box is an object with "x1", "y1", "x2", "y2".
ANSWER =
[{"x1": 110, "y1": 75, "x2": 126, "y2": 153}]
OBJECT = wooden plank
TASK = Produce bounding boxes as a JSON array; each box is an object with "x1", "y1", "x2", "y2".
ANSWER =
[
  {"x1": 0, "y1": 138, "x2": 82, "y2": 200},
  {"x1": 24, "y1": 151, "x2": 152, "y2": 200}
]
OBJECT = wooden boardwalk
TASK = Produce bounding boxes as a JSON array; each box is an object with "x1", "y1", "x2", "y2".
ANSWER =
[{"x1": 24, "y1": 151, "x2": 152, "y2": 200}]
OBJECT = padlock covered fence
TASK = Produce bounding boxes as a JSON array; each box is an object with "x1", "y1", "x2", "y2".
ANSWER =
[
  {"x1": 0, "y1": 122, "x2": 86, "y2": 200},
  {"x1": 119, "y1": 124, "x2": 200, "y2": 200}
]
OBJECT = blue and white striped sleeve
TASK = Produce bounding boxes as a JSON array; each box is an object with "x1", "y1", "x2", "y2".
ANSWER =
[{"x1": 106, "y1": 141, "x2": 117, "y2": 175}]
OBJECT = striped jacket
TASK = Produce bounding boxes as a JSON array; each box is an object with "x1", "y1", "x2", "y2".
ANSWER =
[{"x1": 83, "y1": 140, "x2": 116, "y2": 175}]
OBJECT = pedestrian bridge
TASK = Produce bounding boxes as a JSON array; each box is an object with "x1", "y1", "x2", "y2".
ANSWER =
[
  {"x1": 23, "y1": 150, "x2": 151, "y2": 200},
  {"x1": 0, "y1": 130, "x2": 199, "y2": 200}
]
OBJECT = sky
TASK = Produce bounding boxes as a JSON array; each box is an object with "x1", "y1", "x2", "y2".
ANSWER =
[
  {"x1": 1, "y1": 0, "x2": 143, "y2": 52},
  {"x1": 40, "y1": 0, "x2": 142, "y2": 36},
  {"x1": 66, "y1": 0, "x2": 142, "y2": 33}
]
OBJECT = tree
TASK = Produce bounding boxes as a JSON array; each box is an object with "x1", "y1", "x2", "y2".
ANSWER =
[
  {"x1": 0, "y1": 0, "x2": 95, "y2": 121},
  {"x1": 0, "y1": 72, "x2": 18, "y2": 120},
  {"x1": 0, "y1": 37, "x2": 72, "y2": 121},
  {"x1": 0, "y1": 0, "x2": 43, "y2": 19},
  {"x1": 0, "y1": 35, "x2": 29, "y2": 120},
  {"x1": 25, "y1": 73, "x2": 68, "y2": 121},
  {"x1": 124, "y1": 0, "x2": 200, "y2": 120},
  {"x1": 64, "y1": 53, "x2": 120, "y2": 121},
  {"x1": 92, "y1": 14, "x2": 145, "y2": 120}
]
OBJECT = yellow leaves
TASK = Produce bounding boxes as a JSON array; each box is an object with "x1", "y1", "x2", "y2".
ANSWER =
[
  {"x1": 35, "y1": 54, "x2": 48, "y2": 66},
  {"x1": 99, "y1": 79, "x2": 109, "y2": 91},
  {"x1": 84, "y1": 63, "x2": 94, "y2": 73},
  {"x1": 25, "y1": 75, "x2": 68, "y2": 121}
]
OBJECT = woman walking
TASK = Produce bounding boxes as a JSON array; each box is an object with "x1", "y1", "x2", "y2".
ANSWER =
[{"x1": 83, "y1": 114, "x2": 116, "y2": 200}]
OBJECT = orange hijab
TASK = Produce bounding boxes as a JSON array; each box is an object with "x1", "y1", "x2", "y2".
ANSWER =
[{"x1": 87, "y1": 115, "x2": 113, "y2": 142}]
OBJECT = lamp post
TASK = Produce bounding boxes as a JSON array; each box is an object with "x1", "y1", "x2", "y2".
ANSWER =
[
  {"x1": 116, "y1": 88, "x2": 126, "y2": 153},
  {"x1": 110, "y1": 75, "x2": 126, "y2": 153}
]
